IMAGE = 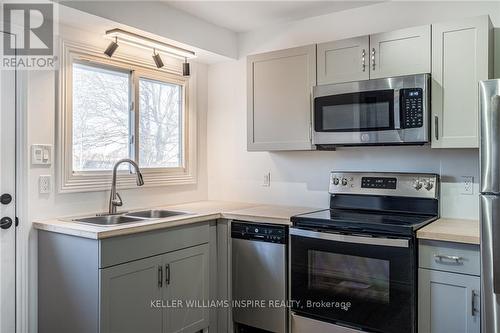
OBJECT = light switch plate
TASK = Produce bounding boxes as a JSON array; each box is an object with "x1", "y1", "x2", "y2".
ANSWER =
[
  {"x1": 39, "y1": 175, "x2": 51, "y2": 194},
  {"x1": 31, "y1": 144, "x2": 52, "y2": 165}
]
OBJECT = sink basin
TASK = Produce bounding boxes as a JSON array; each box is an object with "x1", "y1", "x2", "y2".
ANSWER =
[
  {"x1": 74, "y1": 215, "x2": 145, "y2": 226},
  {"x1": 125, "y1": 210, "x2": 188, "y2": 219}
]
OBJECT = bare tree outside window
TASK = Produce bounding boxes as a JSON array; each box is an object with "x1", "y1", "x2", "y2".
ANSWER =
[
  {"x1": 72, "y1": 63, "x2": 130, "y2": 171},
  {"x1": 72, "y1": 62, "x2": 183, "y2": 173},
  {"x1": 139, "y1": 78, "x2": 182, "y2": 168}
]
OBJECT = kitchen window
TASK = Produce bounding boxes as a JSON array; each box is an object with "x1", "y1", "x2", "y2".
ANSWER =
[{"x1": 59, "y1": 42, "x2": 196, "y2": 192}]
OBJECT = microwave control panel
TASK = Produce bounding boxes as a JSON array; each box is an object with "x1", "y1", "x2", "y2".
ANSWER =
[{"x1": 400, "y1": 88, "x2": 423, "y2": 129}]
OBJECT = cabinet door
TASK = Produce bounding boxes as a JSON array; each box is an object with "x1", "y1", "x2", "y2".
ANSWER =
[
  {"x1": 418, "y1": 268, "x2": 480, "y2": 333},
  {"x1": 101, "y1": 255, "x2": 164, "y2": 333},
  {"x1": 164, "y1": 244, "x2": 209, "y2": 333},
  {"x1": 317, "y1": 36, "x2": 370, "y2": 85},
  {"x1": 370, "y1": 25, "x2": 431, "y2": 79},
  {"x1": 247, "y1": 45, "x2": 316, "y2": 151},
  {"x1": 431, "y1": 16, "x2": 492, "y2": 148}
]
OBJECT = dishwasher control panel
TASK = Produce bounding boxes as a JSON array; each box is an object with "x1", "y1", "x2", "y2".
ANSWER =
[{"x1": 231, "y1": 221, "x2": 287, "y2": 244}]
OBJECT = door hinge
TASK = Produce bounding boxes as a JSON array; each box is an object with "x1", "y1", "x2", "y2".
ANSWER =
[
  {"x1": 130, "y1": 101, "x2": 134, "y2": 112},
  {"x1": 129, "y1": 135, "x2": 135, "y2": 145}
]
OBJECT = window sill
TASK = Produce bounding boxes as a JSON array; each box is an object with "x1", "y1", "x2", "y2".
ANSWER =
[{"x1": 59, "y1": 169, "x2": 197, "y2": 193}]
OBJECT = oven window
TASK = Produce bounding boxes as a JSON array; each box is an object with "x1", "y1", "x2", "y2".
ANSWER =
[
  {"x1": 308, "y1": 250, "x2": 390, "y2": 304},
  {"x1": 314, "y1": 89, "x2": 394, "y2": 132}
]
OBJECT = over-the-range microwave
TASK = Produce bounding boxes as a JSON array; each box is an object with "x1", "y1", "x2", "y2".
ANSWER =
[{"x1": 313, "y1": 73, "x2": 430, "y2": 148}]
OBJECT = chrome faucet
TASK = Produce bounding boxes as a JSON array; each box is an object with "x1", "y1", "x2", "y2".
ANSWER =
[{"x1": 108, "y1": 159, "x2": 144, "y2": 215}]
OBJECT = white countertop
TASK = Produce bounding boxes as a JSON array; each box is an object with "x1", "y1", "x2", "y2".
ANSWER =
[
  {"x1": 34, "y1": 200, "x2": 480, "y2": 244},
  {"x1": 416, "y1": 218, "x2": 480, "y2": 245},
  {"x1": 33, "y1": 201, "x2": 318, "y2": 239}
]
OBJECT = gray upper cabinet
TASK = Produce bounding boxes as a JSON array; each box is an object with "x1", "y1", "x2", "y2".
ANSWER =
[
  {"x1": 418, "y1": 269, "x2": 480, "y2": 333},
  {"x1": 101, "y1": 255, "x2": 164, "y2": 333},
  {"x1": 316, "y1": 25, "x2": 430, "y2": 85},
  {"x1": 370, "y1": 25, "x2": 431, "y2": 79},
  {"x1": 431, "y1": 15, "x2": 493, "y2": 148},
  {"x1": 164, "y1": 244, "x2": 210, "y2": 333},
  {"x1": 247, "y1": 45, "x2": 316, "y2": 151},
  {"x1": 317, "y1": 36, "x2": 370, "y2": 85}
]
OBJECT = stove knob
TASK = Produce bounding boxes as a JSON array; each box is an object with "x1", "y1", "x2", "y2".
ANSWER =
[
  {"x1": 342, "y1": 178, "x2": 348, "y2": 186},
  {"x1": 423, "y1": 180, "x2": 433, "y2": 191},
  {"x1": 412, "y1": 180, "x2": 422, "y2": 190},
  {"x1": 332, "y1": 177, "x2": 340, "y2": 185}
]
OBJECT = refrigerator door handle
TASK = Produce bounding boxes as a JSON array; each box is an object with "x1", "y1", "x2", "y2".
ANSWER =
[
  {"x1": 480, "y1": 80, "x2": 500, "y2": 193},
  {"x1": 481, "y1": 195, "x2": 500, "y2": 294}
]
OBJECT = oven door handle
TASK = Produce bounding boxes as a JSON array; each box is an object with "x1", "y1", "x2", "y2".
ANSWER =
[{"x1": 290, "y1": 228, "x2": 409, "y2": 248}]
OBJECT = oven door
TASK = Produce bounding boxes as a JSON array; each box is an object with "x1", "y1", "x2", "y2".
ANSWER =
[{"x1": 290, "y1": 228, "x2": 416, "y2": 333}]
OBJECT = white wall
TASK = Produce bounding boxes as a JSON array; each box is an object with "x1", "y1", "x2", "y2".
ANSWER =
[
  {"x1": 207, "y1": 1, "x2": 500, "y2": 220},
  {"x1": 23, "y1": 19, "x2": 209, "y2": 332},
  {"x1": 61, "y1": 1, "x2": 238, "y2": 59}
]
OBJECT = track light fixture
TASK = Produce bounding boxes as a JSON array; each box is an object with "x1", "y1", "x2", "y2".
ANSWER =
[
  {"x1": 104, "y1": 37, "x2": 119, "y2": 57},
  {"x1": 104, "y1": 29, "x2": 196, "y2": 73},
  {"x1": 152, "y1": 49, "x2": 164, "y2": 69},
  {"x1": 182, "y1": 58, "x2": 190, "y2": 77}
]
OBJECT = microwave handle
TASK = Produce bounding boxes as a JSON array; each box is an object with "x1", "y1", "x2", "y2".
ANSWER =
[
  {"x1": 394, "y1": 90, "x2": 401, "y2": 130},
  {"x1": 361, "y1": 49, "x2": 366, "y2": 72}
]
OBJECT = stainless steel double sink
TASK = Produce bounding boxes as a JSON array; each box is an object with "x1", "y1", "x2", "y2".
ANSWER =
[{"x1": 73, "y1": 210, "x2": 189, "y2": 226}]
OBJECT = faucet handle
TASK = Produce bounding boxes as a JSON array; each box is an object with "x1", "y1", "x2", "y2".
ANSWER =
[{"x1": 112, "y1": 192, "x2": 123, "y2": 207}]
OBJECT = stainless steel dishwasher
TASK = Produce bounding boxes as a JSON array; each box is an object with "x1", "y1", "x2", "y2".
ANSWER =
[{"x1": 231, "y1": 221, "x2": 287, "y2": 333}]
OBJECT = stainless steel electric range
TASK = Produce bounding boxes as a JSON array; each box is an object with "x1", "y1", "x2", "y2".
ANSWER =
[{"x1": 290, "y1": 172, "x2": 439, "y2": 333}]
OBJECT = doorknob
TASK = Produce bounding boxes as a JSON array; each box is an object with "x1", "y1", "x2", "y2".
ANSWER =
[
  {"x1": 0, "y1": 194, "x2": 12, "y2": 205},
  {"x1": 0, "y1": 217, "x2": 12, "y2": 229}
]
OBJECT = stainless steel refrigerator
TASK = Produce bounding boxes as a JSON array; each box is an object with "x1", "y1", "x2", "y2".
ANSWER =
[{"x1": 481, "y1": 79, "x2": 500, "y2": 333}]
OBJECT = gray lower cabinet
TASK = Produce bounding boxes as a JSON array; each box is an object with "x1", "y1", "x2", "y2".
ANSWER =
[
  {"x1": 100, "y1": 245, "x2": 209, "y2": 333},
  {"x1": 38, "y1": 222, "x2": 214, "y2": 333},
  {"x1": 164, "y1": 245, "x2": 210, "y2": 333},
  {"x1": 418, "y1": 240, "x2": 481, "y2": 333},
  {"x1": 418, "y1": 269, "x2": 480, "y2": 333},
  {"x1": 101, "y1": 255, "x2": 164, "y2": 333}
]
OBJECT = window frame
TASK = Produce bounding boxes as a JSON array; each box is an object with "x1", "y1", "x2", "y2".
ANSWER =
[{"x1": 58, "y1": 40, "x2": 196, "y2": 193}]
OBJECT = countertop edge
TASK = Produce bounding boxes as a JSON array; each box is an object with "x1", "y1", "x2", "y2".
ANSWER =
[{"x1": 416, "y1": 218, "x2": 480, "y2": 245}]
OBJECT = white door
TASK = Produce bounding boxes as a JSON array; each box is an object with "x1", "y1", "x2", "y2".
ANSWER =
[
  {"x1": 0, "y1": 31, "x2": 17, "y2": 333},
  {"x1": 369, "y1": 25, "x2": 431, "y2": 79},
  {"x1": 317, "y1": 36, "x2": 370, "y2": 85}
]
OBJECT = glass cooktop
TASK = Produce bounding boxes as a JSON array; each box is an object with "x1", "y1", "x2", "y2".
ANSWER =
[{"x1": 291, "y1": 208, "x2": 437, "y2": 236}]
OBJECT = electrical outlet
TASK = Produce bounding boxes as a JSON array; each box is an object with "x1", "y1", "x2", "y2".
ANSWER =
[
  {"x1": 262, "y1": 172, "x2": 271, "y2": 187},
  {"x1": 39, "y1": 175, "x2": 51, "y2": 194},
  {"x1": 461, "y1": 176, "x2": 474, "y2": 195}
]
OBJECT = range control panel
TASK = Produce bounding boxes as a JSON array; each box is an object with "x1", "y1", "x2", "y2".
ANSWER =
[
  {"x1": 361, "y1": 177, "x2": 397, "y2": 189},
  {"x1": 400, "y1": 88, "x2": 424, "y2": 129},
  {"x1": 329, "y1": 172, "x2": 438, "y2": 199}
]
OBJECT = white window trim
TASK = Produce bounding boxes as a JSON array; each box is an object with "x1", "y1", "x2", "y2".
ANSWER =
[{"x1": 57, "y1": 39, "x2": 197, "y2": 193}]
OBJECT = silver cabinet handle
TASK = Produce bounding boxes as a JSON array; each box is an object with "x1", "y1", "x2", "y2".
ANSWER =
[
  {"x1": 472, "y1": 290, "x2": 479, "y2": 316},
  {"x1": 371, "y1": 48, "x2": 376, "y2": 70},
  {"x1": 434, "y1": 254, "x2": 464, "y2": 264},
  {"x1": 361, "y1": 49, "x2": 366, "y2": 72},
  {"x1": 165, "y1": 264, "x2": 170, "y2": 285},
  {"x1": 434, "y1": 115, "x2": 439, "y2": 140},
  {"x1": 158, "y1": 265, "x2": 163, "y2": 288}
]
